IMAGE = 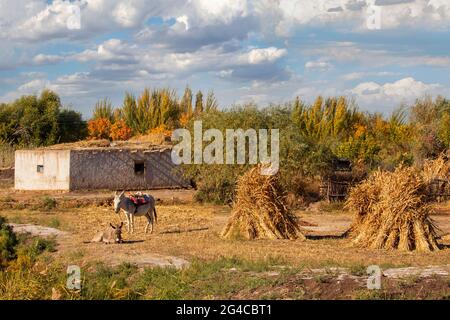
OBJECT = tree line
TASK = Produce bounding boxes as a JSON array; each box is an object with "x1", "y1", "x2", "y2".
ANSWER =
[
  {"x1": 0, "y1": 90, "x2": 86, "y2": 147},
  {"x1": 88, "y1": 87, "x2": 218, "y2": 140},
  {"x1": 0, "y1": 87, "x2": 449, "y2": 176},
  {"x1": 0, "y1": 86, "x2": 218, "y2": 146}
]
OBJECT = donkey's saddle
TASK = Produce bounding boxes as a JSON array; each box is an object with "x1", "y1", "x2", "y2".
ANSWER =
[{"x1": 129, "y1": 194, "x2": 150, "y2": 206}]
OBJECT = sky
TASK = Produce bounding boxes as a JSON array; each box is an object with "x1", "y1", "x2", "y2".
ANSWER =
[{"x1": 1, "y1": 0, "x2": 450, "y2": 118}]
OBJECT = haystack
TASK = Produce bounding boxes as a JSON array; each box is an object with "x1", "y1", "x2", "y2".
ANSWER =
[
  {"x1": 221, "y1": 166, "x2": 305, "y2": 240},
  {"x1": 346, "y1": 166, "x2": 439, "y2": 252},
  {"x1": 421, "y1": 154, "x2": 450, "y2": 183}
]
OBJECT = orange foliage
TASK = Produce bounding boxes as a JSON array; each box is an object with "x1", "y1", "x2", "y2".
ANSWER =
[
  {"x1": 149, "y1": 124, "x2": 172, "y2": 137},
  {"x1": 179, "y1": 112, "x2": 192, "y2": 128},
  {"x1": 354, "y1": 123, "x2": 367, "y2": 139},
  {"x1": 110, "y1": 119, "x2": 133, "y2": 141},
  {"x1": 88, "y1": 118, "x2": 111, "y2": 140}
]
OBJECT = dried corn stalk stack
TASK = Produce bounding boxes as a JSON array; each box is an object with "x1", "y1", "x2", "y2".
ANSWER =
[
  {"x1": 346, "y1": 166, "x2": 439, "y2": 252},
  {"x1": 221, "y1": 165, "x2": 305, "y2": 240},
  {"x1": 421, "y1": 154, "x2": 450, "y2": 183}
]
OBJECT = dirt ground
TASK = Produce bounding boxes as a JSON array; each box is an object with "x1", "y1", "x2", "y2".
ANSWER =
[
  {"x1": 1, "y1": 188, "x2": 449, "y2": 299},
  {"x1": 1, "y1": 196, "x2": 449, "y2": 268}
]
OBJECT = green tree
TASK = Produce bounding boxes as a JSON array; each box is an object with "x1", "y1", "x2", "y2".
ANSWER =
[
  {"x1": 92, "y1": 98, "x2": 114, "y2": 122},
  {"x1": 205, "y1": 90, "x2": 218, "y2": 112},
  {"x1": 0, "y1": 216, "x2": 18, "y2": 269},
  {"x1": 0, "y1": 90, "x2": 87, "y2": 147},
  {"x1": 57, "y1": 109, "x2": 87, "y2": 143},
  {"x1": 410, "y1": 96, "x2": 448, "y2": 162},
  {"x1": 180, "y1": 86, "x2": 193, "y2": 116},
  {"x1": 11, "y1": 90, "x2": 61, "y2": 146},
  {"x1": 438, "y1": 112, "x2": 450, "y2": 148},
  {"x1": 194, "y1": 90, "x2": 203, "y2": 114},
  {"x1": 122, "y1": 92, "x2": 139, "y2": 133}
]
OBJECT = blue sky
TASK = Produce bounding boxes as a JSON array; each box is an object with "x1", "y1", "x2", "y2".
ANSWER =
[{"x1": 1, "y1": 0, "x2": 450, "y2": 117}]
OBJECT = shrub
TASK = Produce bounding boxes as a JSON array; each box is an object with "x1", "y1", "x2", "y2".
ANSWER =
[
  {"x1": 35, "y1": 196, "x2": 57, "y2": 211},
  {"x1": 30, "y1": 238, "x2": 57, "y2": 256},
  {"x1": 148, "y1": 124, "x2": 172, "y2": 137},
  {"x1": 87, "y1": 118, "x2": 111, "y2": 140},
  {"x1": 190, "y1": 165, "x2": 246, "y2": 205},
  {"x1": 181, "y1": 105, "x2": 336, "y2": 204},
  {"x1": 109, "y1": 119, "x2": 132, "y2": 141},
  {"x1": 0, "y1": 216, "x2": 18, "y2": 268}
]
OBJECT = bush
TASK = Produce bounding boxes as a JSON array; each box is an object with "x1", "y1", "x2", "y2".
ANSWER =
[
  {"x1": 37, "y1": 197, "x2": 57, "y2": 211},
  {"x1": 87, "y1": 118, "x2": 111, "y2": 140},
  {"x1": 181, "y1": 105, "x2": 336, "y2": 204},
  {"x1": 32, "y1": 238, "x2": 57, "y2": 255},
  {"x1": 189, "y1": 165, "x2": 248, "y2": 205},
  {"x1": 0, "y1": 216, "x2": 18, "y2": 268},
  {"x1": 0, "y1": 90, "x2": 86, "y2": 147},
  {"x1": 109, "y1": 119, "x2": 132, "y2": 141}
]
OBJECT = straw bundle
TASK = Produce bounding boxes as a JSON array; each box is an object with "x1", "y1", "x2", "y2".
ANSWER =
[
  {"x1": 221, "y1": 166, "x2": 305, "y2": 240},
  {"x1": 421, "y1": 154, "x2": 450, "y2": 183},
  {"x1": 346, "y1": 166, "x2": 439, "y2": 252}
]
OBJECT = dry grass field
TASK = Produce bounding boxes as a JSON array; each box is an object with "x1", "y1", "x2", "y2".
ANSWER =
[
  {"x1": 1, "y1": 188, "x2": 449, "y2": 299},
  {"x1": 2, "y1": 202, "x2": 450, "y2": 268}
]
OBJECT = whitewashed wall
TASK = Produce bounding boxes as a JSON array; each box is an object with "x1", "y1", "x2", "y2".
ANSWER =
[{"x1": 15, "y1": 150, "x2": 71, "y2": 190}]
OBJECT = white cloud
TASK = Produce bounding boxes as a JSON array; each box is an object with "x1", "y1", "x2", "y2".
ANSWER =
[
  {"x1": 2, "y1": 1, "x2": 450, "y2": 116},
  {"x1": 8, "y1": 0, "x2": 84, "y2": 41},
  {"x1": 32, "y1": 53, "x2": 64, "y2": 65},
  {"x1": 274, "y1": 0, "x2": 450, "y2": 34},
  {"x1": 64, "y1": 38, "x2": 289, "y2": 81},
  {"x1": 0, "y1": 78, "x2": 50, "y2": 102},
  {"x1": 340, "y1": 71, "x2": 399, "y2": 80},
  {"x1": 190, "y1": 0, "x2": 249, "y2": 24},
  {"x1": 1, "y1": 0, "x2": 450, "y2": 45},
  {"x1": 303, "y1": 42, "x2": 450, "y2": 68},
  {"x1": 70, "y1": 39, "x2": 140, "y2": 71},
  {"x1": 246, "y1": 47, "x2": 287, "y2": 64},
  {"x1": 0, "y1": 37, "x2": 291, "y2": 107},
  {"x1": 349, "y1": 77, "x2": 444, "y2": 111},
  {"x1": 113, "y1": 2, "x2": 140, "y2": 27},
  {"x1": 176, "y1": 15, "x2": 190, "y2": 31},
  {"x1": 305, "y1": 60, "x2": 332, "y2": 71},
  {"x1": 0, "y1": 0, "x2": 176, "y2": 41}
]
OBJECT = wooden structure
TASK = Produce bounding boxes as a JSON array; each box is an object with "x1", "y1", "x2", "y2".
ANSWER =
[
  {"x1": 320, "y1": 179, "x2": 352, "y2": 202},
  {"x1": 319, "y1": 158, "x2": 360, "y2": 202}
]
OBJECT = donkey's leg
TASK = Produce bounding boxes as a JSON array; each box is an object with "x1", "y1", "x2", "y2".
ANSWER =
[
  {"x1": 144, "y1": 213, "x2": 151, "y2": 234},
  {"x1": 125, "y1": 212, "x2": 131, "y2": 233},
  {"x1": 130, "y1": 214, "x2": 135, "y2": 234}
]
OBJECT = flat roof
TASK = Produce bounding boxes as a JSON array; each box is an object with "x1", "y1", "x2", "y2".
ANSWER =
[{"x1": 19, "y1": 139, "x2": 172, "y2": 152}]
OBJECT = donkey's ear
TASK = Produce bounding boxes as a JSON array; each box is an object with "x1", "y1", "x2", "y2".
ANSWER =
[
  {"x1": 110, "y1": 223, "x2": 116, "y2": 229},
  {"x1": 114, "y1": 191, "x2": 118, "y2": 196},
  {"x1": 120, "y1": 190, "x2": 125, "y2": 197}
]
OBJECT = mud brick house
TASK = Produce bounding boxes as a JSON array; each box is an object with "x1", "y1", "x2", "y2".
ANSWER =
[{"x1": 14, "y1": 140, "x2": 188, "y2": 191}]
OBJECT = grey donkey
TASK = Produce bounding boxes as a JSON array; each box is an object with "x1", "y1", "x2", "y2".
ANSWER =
[
  {"x1": 90, "y1": 222, "x2": 124, "y2": 244},
  {"x1": 113, "y1": 191, "x2": 157, "y2": 234}
]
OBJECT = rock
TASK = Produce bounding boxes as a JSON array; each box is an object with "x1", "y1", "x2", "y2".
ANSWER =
[{"x1": 8, "y1": 223, "x2": 67, "y2": 237}]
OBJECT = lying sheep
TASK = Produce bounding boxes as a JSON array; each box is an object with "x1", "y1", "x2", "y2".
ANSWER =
[{"x1": 90, "y1": 222, "x2": 124, "y2": 244}]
